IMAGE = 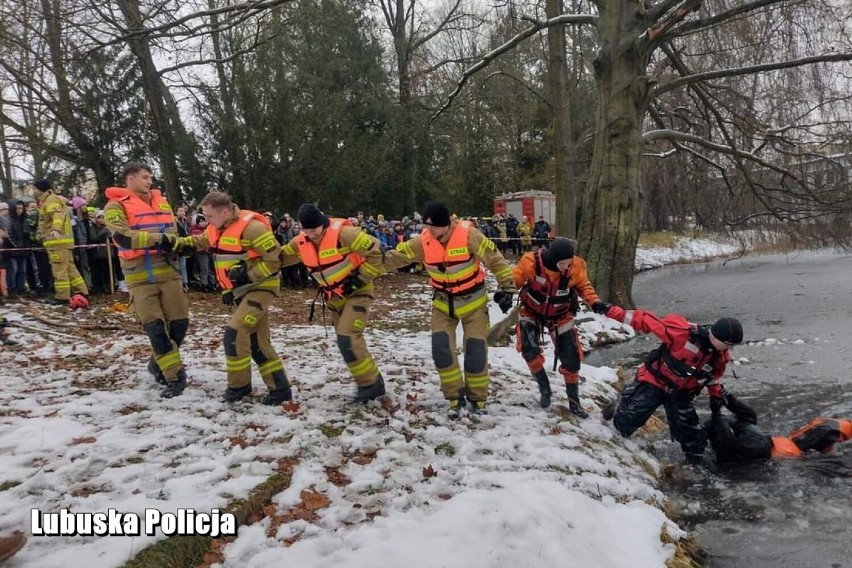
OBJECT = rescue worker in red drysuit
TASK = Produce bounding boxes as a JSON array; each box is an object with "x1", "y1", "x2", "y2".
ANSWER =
[{"x1": 601, "y1": 306, "x2": 756, "y2": 463}]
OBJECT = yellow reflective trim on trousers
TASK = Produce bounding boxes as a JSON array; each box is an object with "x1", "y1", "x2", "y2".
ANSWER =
[
  {"x1": 432, "y1": 292, "x2": 487, "y2": 317},
  {"x1": 258, "y1": 359, "x2": 284, "y2": 375},
  {"x1": 226, "y1": 357, "x2": 252, "y2": 371},
  {"x1": 156, "y1": 351, "x2": 181, "y2": 369},
  {"x1": 348, "y1": 357, "x2": 377, "y2": 376},
  {"x1": 69, "y1": 276, "x2": 85, "y2": 287},
  {"x1": 465, "y1": 374, "x2": 489, "y2": 388},
  {"x1": 439, "y1": 368, "x2": 463, "y2": 383},
  {"x1": 54, "y1": 281, "x2": 71, "y2": 290}
]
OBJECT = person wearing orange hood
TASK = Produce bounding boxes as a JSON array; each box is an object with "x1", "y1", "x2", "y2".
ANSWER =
[{"x1": 104, "y1": 163, "x2": 187, "y2": 398}]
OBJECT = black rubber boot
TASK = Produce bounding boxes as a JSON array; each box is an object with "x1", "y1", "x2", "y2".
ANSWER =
[
  {"x1": 601, "y1": 396, "x2": 620, "y2": 421},
  {"x1": 533, "y1": 369, "x2": 552, "y2": 408},
  {"x1": 161, "y1": 369, "x2": 187, "y2": 398},
  {"x1": 222, "y1": 384, "x2": 253, "y2": 403},
  {"x1": 147, "y1": 356, "x2": 167, "y2": 385},
  {"x1": 448, "y1": 390, "x2": 467, "y2": 420},
  {"x1": 353, "y1": 375, "x2": 386, "y2": 403},
  {"x1": 566, "y1": 383, "x2": 589, "y2": 419},
  {"x1": 261, "y1": 387, "x2": 292, "y2": 406}
]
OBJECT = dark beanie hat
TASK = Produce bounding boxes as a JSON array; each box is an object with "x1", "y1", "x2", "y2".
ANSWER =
[
  {"x1": 34, "y1": 179, "x2": 52, "y2": 191},
  {"x1": 711, "y1": 317, "x2": 743, "y2": 345},
  {"x1": 297, "y1": 203, "x2": 329, "y2": 229},
  {"x1": 541, "y1": 238, "x2": 575, "y2": 269},
  {"x1": 422, "y1": 200, "x2": 451, "y2": 227}
]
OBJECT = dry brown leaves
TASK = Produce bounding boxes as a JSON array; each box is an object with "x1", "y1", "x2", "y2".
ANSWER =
[
  {"x1": 422, "y1": 465, "x2": 438, "y2": 479},
  {"x1": 71, "y1": 436, "x2": 97, "y2": 445}
]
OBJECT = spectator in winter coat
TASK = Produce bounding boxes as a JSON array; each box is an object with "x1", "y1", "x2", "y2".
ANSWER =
[
  {"x1": 505, "y1": 213, "x2": 521, "y2": 256},
  {"x1": 4, "y1": 200, "x2": 28, "y2": 295},
  {"x1": 533, "y1": 216, "x2": 551, "y2": 248}
]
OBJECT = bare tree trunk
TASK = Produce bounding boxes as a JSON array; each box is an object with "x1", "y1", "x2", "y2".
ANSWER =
[
  {"x1": 578, "y1": 1, "x2": 650, "y2": 306},
  {"x1": 0, "y1": 107, "x2": 12, "y2": 197},
  {"x1": 546, "y1": 0, "x2": 576, "y2": 238},
  {"x1": 39, "y1": 0, "x2": 112, "y2": 190},
  {"x1": 117, "y1": 0, "x2": 184, "y2": 203}
]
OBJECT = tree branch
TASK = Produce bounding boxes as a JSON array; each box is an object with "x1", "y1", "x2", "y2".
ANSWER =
[
  {"x1": 430, "y1": 13, "x2": 597, "y2": 122},
  {"x1": 654, "y1": 52, "x2": 852, "y2": 97}
]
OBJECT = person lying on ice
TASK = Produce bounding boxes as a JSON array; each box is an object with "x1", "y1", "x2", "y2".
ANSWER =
[
  {"x1": 600, "y1": 306, "x2": 756, "y2": 464},
  {"x1": 707, "y1": 414, "x2": 852, "y2": 463}
]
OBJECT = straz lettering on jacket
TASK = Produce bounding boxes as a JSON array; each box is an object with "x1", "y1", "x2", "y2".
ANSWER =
[
  {"x1": 518, "y1": 248, "x2": 578, "y2": 320},
  {"x1": 206, "y1": 211, "x2": 270, "y2": 290},
  {"x1": 644, "y1": 328, "x2": 721, "y2": 393},
  {"x1": 421, "y1": 220, "x2": 485, "y2": 296},
  {"x1": 105, "y1": 188, "x2": 174, "y2": 262},
  {"x1": 297, "y1": 218, "x2": 363, "y2": 298}
]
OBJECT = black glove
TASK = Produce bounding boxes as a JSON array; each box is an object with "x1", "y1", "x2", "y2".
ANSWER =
[
  {"x1": 222, "y1": 290, "x2": 236, "y2": 306},
  {"x1": 709, "y1": 396, "x2": 724, "y2": 418},
  {"x1": 494, "y1": 290, "x2": 513, "y2": 314},
  {"x1": 227, "y1": 262, "x2": 249, "y2": 287},
  {"x1": 159, "y1": 233, "x2": 176, "y2": 253},
  {"x1": 340, "y1": 273, "x2": 365, "y2": 296},
  {"x1": 723, "y1": 390, "x2": 758, "y2": 424},
  {"x1": 592, "y1": 301, "x2": 611, "y2": 315}
]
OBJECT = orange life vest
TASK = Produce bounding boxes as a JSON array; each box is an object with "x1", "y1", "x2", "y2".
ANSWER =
[
  {"x1": 518, "y1": 248, "x2": 578, "y2": 319},
  {"x1": 421, "y1": 221, "x2": 485, "y2": 295},
  {"x1": 787, "y1": 417, "x2": 852, "y2": 453},
  {"x1": 104, "y1": 187, "x2": 174, "y2": 260},
  {"x1": 296, "y1": 218, "x2": 364, "y2": 297},
  {"x1": 205, "y1": 210, "x2": 270, "y2": 290},
  {"x1": 770, "y1": 436, "x2": 803, "y2": 458}
]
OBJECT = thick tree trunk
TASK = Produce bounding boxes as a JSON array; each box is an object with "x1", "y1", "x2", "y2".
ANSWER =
[
  {"x1": 546, "y1": 0, "x2": 576, "y2": 238},
  {"x1": 118, "y1": 0, "x2": 184, "y2": 204},
  {"x1": 578, "y1": 1, "x2": 650, "y2": 306}
]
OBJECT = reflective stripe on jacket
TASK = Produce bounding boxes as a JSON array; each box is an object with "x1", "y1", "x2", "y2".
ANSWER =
[
  {"x1": 206, "y1": 210, "x2": 269, "y2": 290},
  {"x1": 297, "y1": 218, "x2": 364, "y2": 297},
  {"x1": 104, "y1": 187, "x2": 174, "y2": 261},
  {"x1": 421, "y1": 220, "x2": 485, "y2": 296}
]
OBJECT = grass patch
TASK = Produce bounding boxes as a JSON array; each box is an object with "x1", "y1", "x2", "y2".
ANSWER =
[
  {"x1": 434, "y1": 442, "x2": 456, "y2": 457},
  {"x1": 0, "y1": 480, "x2": 22, "y2": 492},
  {"x1": 638, "y1": 231, "x2": 683, "y2": 247},
  {"x1": 123, "y1": 470, "x2": 293, "y2": 568},
  {"x1": 318, "y1": 423, "x2": 345, "y2": 438}
]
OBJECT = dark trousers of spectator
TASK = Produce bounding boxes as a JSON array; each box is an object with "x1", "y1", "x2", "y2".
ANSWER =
[
  {"x1": 33, "y1": 250, "x2": 53, "y2": 292},
  {"x1": 281, "y1": 264, "x2": 307, "y2": 288},
  {"x1": 91, "y1": 257, "x2": 112, "y2": 294},
  {"x1": 26, "y1": 251, "x2": 44, "y2": 292},
  {"x1": 5, "y1": 256, "x2": 27, "y2": 293}
]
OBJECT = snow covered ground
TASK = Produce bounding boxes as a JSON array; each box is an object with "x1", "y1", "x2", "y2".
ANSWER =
[{"x1": 0, "y1": 237, "x2": 727, "y2": 567}]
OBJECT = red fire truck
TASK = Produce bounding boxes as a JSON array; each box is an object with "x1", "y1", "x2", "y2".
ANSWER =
[{"x1": 493, "y1": 190, "x2": 556, "y2": 235}]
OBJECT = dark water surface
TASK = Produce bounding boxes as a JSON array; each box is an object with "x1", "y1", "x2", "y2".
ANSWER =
[{"x1": 586, "y1": 250, "x2": 852, "y2": 568}]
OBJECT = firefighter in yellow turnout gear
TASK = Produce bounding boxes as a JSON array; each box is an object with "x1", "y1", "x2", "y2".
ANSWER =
[
  {"x1": 103, "y1": 163, "x2": 187, "y2": 398},
  {"x1": 181, "y1": 192, "x2": 292, "y2": 405},
  {"x1": 383, "y1": 201, "x2": 516, "y2": 418},
  {"x1": 280, "y1": 203, "x2": 386, "y2": 402},
  {"x1": 33, "y1": 179, "x2": 89, "y2": 305}
]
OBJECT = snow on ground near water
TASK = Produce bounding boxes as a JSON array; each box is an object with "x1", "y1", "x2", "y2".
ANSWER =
[
  {"x1": 635, "y1": 235, "x2": 741, "y2": 271},
  {"x1": 0, "y1": 278, "x2": 675, "y2": 568}
]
